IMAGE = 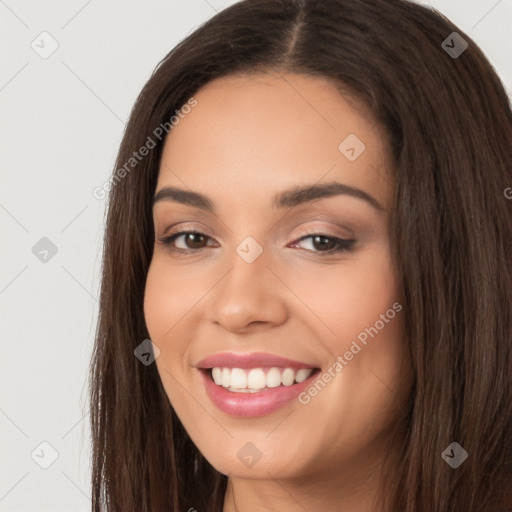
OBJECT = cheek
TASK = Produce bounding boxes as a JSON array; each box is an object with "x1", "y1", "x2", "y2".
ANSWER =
[
  {"x1": 143, "y1": 265, "x2": 173, "y2": 341},
  {"x1": 283, "y1": 244, "x2": 400, "y2": 343},
  {"x1": 143, "y1": 258, "x2": 195, "y2": 382},
  {"x1": 287, "y1": 245, "x2": 410, "y2": 422},
  {"x1": 143, "y1": 256, "x2": 204, "y2": 340},
  {"x1": 143, "y1": 258, "x2": 198, "y2": 410}
]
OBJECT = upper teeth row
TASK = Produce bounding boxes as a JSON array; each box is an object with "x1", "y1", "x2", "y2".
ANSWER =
[{"x1": 211, "y1": 367, "x2": 314, "y2": 389}]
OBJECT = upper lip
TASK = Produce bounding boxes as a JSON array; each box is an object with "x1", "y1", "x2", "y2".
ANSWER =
[{"x1": 196, "y1": 351, "x2": 319, "y2": 370}]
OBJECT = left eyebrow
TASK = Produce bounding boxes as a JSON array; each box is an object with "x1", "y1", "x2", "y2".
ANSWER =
[
  {"x1": 272, "y1": 181, "x2": 384, "y2": 212},
  {"x1": 152, "y1": 181, "x2": 384, "y2": 213}
]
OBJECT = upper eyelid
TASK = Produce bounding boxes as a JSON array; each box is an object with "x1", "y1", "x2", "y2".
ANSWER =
[
  {"x1": 160, "y1": 219, "x2": 354, "y2": 238},
  {"x1": 161, "y1": 229, "x2": 354, "y2": 246},
  {"x1": 164, "y1": 230, "x2": 350, "y2": 238}
]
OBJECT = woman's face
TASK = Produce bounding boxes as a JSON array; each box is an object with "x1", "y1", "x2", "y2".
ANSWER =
[{"x1": 144, "y1": 72, "x2": 412, "y2": 491}]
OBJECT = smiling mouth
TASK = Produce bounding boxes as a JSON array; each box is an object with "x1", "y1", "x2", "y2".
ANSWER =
[{"x1": 200, "y1": 366, "x2": 322, "y2": 393}]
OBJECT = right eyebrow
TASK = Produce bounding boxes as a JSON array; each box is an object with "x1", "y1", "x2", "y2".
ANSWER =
[{"x1": 152, "y1": 186, "x2": 214, "y2": 212}]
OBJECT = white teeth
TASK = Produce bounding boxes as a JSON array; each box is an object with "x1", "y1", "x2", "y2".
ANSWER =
[
  {"x1": 266, "y1": 367, "x2": 282, "y2": 388},
  {"x1": 247, "y1": 368, "x2": 266, "y2": 389},
  {"x1": 282, "y1": 368, "x2": 295, "y2": 386},
  {"x1": 212, "y1": 367, "x2": 223, "y2": 385},
  {"x1": 295, "y1": 368, "x2": 312, "y2": 383},
  {"x1": 221, "y1": 367, "x2": 231, "y2": 387},
  {"x1": 230, "y1": 368, "x2": 247, "y2": 388},
  {"x1": 210, "y1": 366, "x2": 315, "y2": 391}
]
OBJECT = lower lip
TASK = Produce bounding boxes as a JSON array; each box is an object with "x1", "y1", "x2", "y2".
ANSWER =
[{"x1": 199, "y1": 368, "x2": 320, "y2": 417}]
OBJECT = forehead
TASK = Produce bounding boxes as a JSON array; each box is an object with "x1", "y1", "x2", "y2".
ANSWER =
[{"x1": 157, "y1": 72, "x2": 393, "y2": 210}]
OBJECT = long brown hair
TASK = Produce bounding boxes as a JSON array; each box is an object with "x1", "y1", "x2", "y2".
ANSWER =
[{"x1": 89, "y1": 0, "x2": 512, "y2": 510}]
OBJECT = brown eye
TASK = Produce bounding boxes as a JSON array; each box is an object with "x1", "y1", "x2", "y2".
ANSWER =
[
  {"x1": 181, "y1": 233, "x2": 207, "y2": 249},
  {"x1": 291, "y1": 234, "x2": 356, "y2": 254},
  {"x1": 159, "y1": 231, "x2": 215, "y2": 252},
  {"x1": 311, "y1": 235, "x2": 336, "y2": 251}
]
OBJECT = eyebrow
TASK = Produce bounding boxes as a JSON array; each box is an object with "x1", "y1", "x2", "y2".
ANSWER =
[{"x1": 152, "y1": 181, "x2": 384, "y2": 213}]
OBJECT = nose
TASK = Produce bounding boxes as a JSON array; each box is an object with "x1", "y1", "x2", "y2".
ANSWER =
[{"x1": 206, "y1": 245, "x2": 289, "y2": 333}]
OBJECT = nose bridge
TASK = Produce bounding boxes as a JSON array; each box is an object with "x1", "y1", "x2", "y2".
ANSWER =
[
  {"x1": 207, "y1": 235, "x2": 288, "y2": 331},
  {"x1": 222, "y1": 236, "x2": 271, "y2": 299}
]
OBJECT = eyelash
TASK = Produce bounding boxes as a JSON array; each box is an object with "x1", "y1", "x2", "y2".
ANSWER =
[{"x1": 157, "y1": 231, "x2": 356, "y2": 256}]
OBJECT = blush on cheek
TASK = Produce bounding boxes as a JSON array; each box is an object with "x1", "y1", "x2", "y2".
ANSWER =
[{"x1": 144, "y1": 268, "x2": 190, "y2": 341}]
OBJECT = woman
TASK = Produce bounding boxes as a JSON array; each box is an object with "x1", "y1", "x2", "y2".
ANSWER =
[{"x1": 89, "y1": 0, "x2": 512, "y2": 510}]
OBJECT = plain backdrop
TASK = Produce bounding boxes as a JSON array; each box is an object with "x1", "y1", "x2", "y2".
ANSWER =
[{"x1": 1, "y1": 0, "x2": 511, "y2": 510}]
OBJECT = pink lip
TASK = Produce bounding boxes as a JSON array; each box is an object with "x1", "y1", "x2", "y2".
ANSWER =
[
  {"x1": 198, "y1": 367, "x2": 320, "y2": 417},
  {"x1": 195, "y1": 351, "x2": 318, "y2": 370}
]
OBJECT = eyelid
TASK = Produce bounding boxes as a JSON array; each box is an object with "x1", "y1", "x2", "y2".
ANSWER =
[
  {"x1": 158, "y1": 230, "x2": 356, "y2": 259},
  {"x1": 160, "y1": 221, "x2": 215, "y2": 238},
  {"x1": 291, "y1": 221, "x2": 354, "y2": 240},
  {"x1": 160, "y1": 223, "x2": 351, "y2": 242}
]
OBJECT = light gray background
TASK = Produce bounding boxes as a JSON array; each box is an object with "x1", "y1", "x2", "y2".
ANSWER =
[{"x1": 1, "y1": 1, "x2": 511, "y2": 510}]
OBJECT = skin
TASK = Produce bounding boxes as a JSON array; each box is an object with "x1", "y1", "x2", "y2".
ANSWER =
[{"x1": 143, "y1": 71, "x2": 414, "y2": 512}]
